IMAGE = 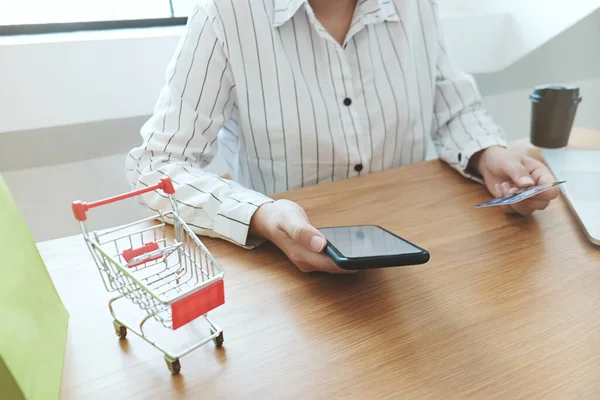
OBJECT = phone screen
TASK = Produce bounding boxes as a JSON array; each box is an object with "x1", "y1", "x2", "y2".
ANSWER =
[{"x1": 319, "y1": 226, "x2": 423, "y2": 259}]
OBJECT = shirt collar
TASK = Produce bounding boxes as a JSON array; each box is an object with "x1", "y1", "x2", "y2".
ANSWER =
[
  {"x1": 272, "y1": 0, "x2": 400, "y2": 27},
  {"x1": 272, "y1": 0, "x2": 307, "y2": 27},
  {"x1": 371, "y1": 0, "x2": 401, "y2": 23}
]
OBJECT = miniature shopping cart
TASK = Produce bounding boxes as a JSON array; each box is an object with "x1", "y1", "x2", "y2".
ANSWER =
[{"x1": 72, "y1": 177, "x2": 225, "y2": 374}]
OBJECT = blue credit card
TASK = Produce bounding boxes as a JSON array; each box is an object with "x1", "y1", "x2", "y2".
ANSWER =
[{"x1": 475, "y1": 181, "x2": 566, "y2": 208}]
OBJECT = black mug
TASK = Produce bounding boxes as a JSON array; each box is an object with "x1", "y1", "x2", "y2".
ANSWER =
[{"x1": 529, "y1": 84, "x2": 582, "y2": 149}]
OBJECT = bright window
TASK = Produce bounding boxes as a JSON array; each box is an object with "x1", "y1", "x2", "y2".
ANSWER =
[{"x1": 0, "y1": 0, "x2": 197, "y2": 34}]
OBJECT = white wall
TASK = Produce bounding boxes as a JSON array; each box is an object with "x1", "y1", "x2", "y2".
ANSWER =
[
  {"x1": 475, "y1": 7, "x2": 600, "y2": 138},
  {"x1": 1, "y1": 153, "x2": 228, "y2": 242},
  {"x1": 2, "y1": 8, "x2": 600, "y2": 242},
  {"x1": 2, "y1": 0, "x2": 598, "y2": 135},
  {"x1": 2, "y1": 155, "x2": 146, "y2": 240}
]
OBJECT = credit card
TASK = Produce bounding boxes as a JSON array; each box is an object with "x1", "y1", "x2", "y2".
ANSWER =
[{"x1": 475, "y1": 181, "x2": 565, "y2": 208}]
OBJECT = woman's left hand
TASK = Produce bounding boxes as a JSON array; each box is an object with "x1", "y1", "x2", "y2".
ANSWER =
[{"x1": 470, "y1": 146, "x2": 560, "y2": 216}]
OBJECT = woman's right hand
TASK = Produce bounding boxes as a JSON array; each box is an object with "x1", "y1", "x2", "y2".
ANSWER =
[{"x1": 250, "y1": 199, "x2": 354, "y2": 274}]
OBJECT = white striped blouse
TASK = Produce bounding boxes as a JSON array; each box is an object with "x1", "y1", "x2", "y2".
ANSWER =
[{"x1": 126, "y1": 0, "x2": 506, "y2": 248}]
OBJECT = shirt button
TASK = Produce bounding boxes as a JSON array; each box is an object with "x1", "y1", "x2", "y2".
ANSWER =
[
  {"x1": 343, "y1": 98, "x2": 352, "y2": 106},
  {"x1": 458, "y1": 153, "x2": 462, "y2": 162},
  {"x1": 354, "y1": 164, "x2": 363, "y2": 172}
]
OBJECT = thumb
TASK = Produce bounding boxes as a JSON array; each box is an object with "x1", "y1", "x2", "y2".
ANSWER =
[
  {"x1": 503, "y1": 160, "x2": 535, "y2": 188},
  {"x1": 278, "y1": 213, "x2": 326, "y2": 253}
]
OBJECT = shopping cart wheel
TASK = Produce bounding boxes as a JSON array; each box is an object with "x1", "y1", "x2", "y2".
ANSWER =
[
  {"x1": 165, "y1": 357, "x2": 181, "y2": 375},
  {"x1": 113, "y1": 320, "x2": 127, "y2": 339},
  {"x1": 211, "y1": 329, "x2": 224, "y2": 348}
]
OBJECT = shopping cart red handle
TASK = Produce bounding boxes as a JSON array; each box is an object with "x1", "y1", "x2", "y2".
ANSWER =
[{"x1": 72, "y1": 177, "x2": 176, "y2": 221}]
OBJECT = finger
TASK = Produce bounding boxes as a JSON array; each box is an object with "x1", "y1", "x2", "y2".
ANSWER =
[
  {"x1": 500, "y1": 205, "x2": 515, "y2": 215},
  {"x1": 522, "y1": 156, "x2": 559, "y2": 185},
  {"x1": 497, "y1": 182, "x2": 518, "y2": 196},
  {"x1": 510, "y1": 199, "x2": 550, "y2": 215},
  {"x1": 509, "y1": 203, "x2": 535, "y2": 216},
  {"x1": 525, "y1": 160, "x2": 560, "y2": 201},
  {"x1": 502, "y1": 160, "x2": 535, "y2": 188},
  {"x1": 521, "y1": 199, "x2": 551, "y2": 211},
  {"x1": 521, "y1": 157, "x2": 556, "y2": 184},
  {"x1": 530, "y1": 187, "x2": 560, "y2": 202},
  {"x1": 496, "y1": 183, "x2": 520, "y2": 215},
  {"x1": 529, "y1": 165, "x2": 555, "y2": 185},
  {"x1": 278, "y1": 214, "x2": 326, "y2": 253},
  {"x1": 295, "y1": 251, "x2": 356, "y2": 274},
  {"x1": 270, "y1": 231, "x2": 354, "y2": 274}
]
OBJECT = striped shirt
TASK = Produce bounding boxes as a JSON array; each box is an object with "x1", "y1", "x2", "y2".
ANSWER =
[{"x1": 126, "y1": 0, "x2": 506, "y2": 248}]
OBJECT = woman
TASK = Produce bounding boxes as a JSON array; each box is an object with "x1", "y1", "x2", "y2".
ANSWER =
[{"x1": 126, "y1": 0, "x2": 558, "y2": 274}]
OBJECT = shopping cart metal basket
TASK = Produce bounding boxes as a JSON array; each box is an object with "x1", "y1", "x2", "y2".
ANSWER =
[{"x1": 72, "y1": 177, "x2": 225, "y2": 374}]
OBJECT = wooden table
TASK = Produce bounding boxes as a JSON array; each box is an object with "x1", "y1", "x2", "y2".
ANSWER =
[
  {"x1": 509, "y1": 127, "x2": 600, "y2": 159},
  {"x1": 39, "y1": 128, "x2": 600, "y2": 399}
]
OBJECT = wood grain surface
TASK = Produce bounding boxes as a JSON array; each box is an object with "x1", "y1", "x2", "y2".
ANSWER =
[
  {"x1": 38, "y1": 129, "x2": 600, "y2": 399},
  {"x1": 509, "y1": 127, "x2": 600, "y2": 158}
]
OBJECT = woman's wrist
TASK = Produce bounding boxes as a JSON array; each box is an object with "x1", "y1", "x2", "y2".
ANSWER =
[
  {"x1": 249, "y1": 202, "x2": 276, "y2": 240},
  {"x1": 468, "y1": 145, "x2": 504, "y2": 177}
]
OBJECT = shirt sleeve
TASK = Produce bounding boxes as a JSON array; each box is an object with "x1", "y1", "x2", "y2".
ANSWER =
[
  {"x1": 125, "y1": 3, "x2": 273, "y2": 249},
  {"x1": 430, "y1": 2, "x2": 507, "y2": 183}
]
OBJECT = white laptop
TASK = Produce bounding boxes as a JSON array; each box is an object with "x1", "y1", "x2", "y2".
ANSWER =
[{"x1": 542, "y1": 148, "x2": 600, "y2": 246}]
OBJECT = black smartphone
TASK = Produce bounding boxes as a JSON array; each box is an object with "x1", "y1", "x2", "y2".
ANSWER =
[{"x1": 318, "y1": 225, "x2": 430, "y2": 270}]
